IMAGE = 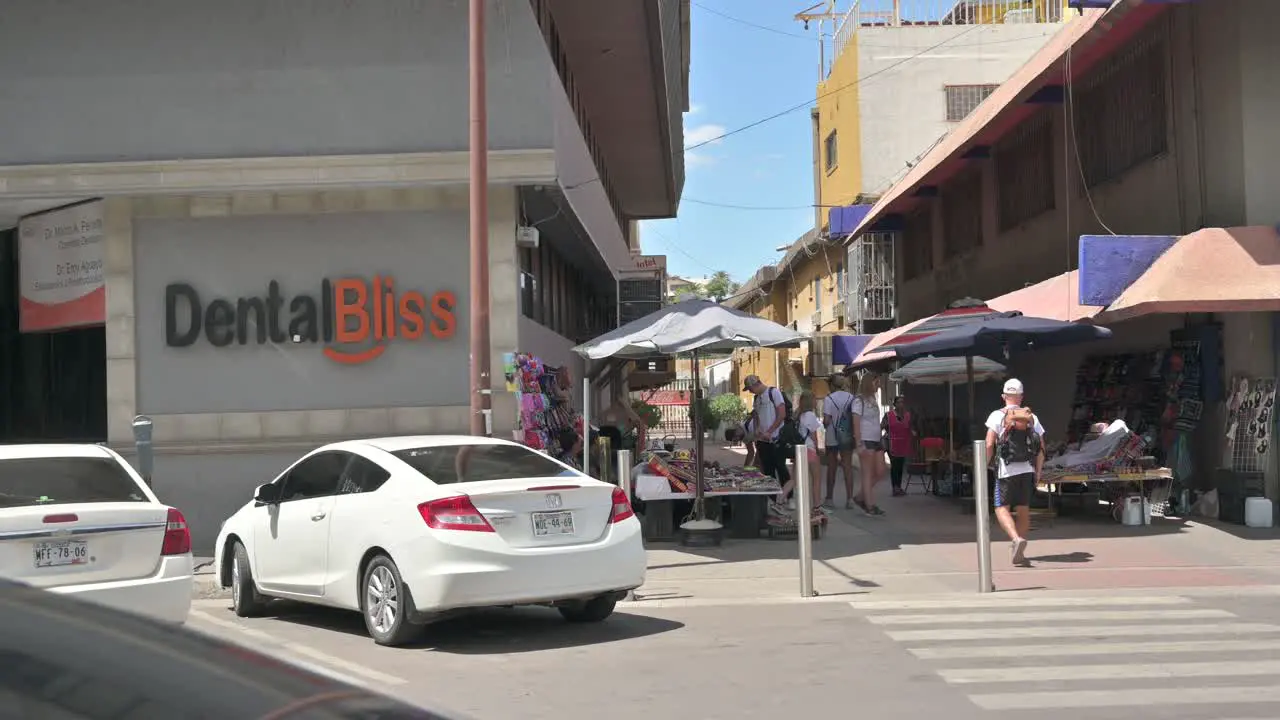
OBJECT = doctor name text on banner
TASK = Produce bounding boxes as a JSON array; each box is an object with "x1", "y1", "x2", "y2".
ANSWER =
[{"x1": 18, "y1": 201, "x2": 106, "y2": 332}]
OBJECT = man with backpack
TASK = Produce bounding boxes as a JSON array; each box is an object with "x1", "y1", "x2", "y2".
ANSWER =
[
  {"x1": 984, "y1": 378, "x2": 1045, "y2": 567},
  {"x1": 744, "y1": 375, "x2": 792, "y2": 489}
]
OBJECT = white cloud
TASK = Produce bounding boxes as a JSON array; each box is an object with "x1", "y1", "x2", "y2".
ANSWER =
[
  {"x1": 684, "y1": 122, "x2": 725, "y2": 170},
  {"x1": 685, "y1": 123, "x2": 726, "y2": 147}
]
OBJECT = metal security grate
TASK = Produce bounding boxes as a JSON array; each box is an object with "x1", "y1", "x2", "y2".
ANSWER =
[
  {"x1": 849, "y1": 233, "x2": 896, "y2": 331},
  {"x1": 1226, "y1": 377, "x2": 1275, "y2": 475},
  {"x1": 945, "y1": 84, "x2": 998, "y2": 122},
  {"x1": 996, "y1": 110, "x2": 1055, "y2": 230}
]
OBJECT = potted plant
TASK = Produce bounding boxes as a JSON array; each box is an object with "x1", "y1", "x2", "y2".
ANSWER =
[
  {"x1": 709, "y1": 393, "x2": 748, "y2": 440},
  {"x1": 630, "y1": 399, "x2": 662, "y2": 430},
  {"x1": 694, "y1": 398, "x2": 720, "y2": 437}
]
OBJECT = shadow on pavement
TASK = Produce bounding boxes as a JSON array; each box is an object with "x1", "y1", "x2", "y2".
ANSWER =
[
  {"x1": 1027, "y1": 551, "x2": 1095, "y2": 563},
  {"x1": 259, "y1": 601, "x2": 683, "y2": 654}
]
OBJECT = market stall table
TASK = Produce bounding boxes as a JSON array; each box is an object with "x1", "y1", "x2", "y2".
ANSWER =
[{"x1": 631, "y1": 453, "x2": 781, "y2": 540}]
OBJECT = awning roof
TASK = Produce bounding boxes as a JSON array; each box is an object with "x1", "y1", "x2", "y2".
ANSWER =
[
  {"x1": 846, "y1": 0, "x2": 1166, "y2": 240},
  {"x1": 987, "y1": 270, "x2": 1103, "y2": 322},
  {"x1": 848, "y1": 303, "x2": 1001, "y2": 368},
  {"x1": 1096, "y1": 226, "x2": 1280, "y2": 323}
]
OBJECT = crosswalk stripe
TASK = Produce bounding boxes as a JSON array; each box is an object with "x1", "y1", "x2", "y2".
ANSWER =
[
  {"x1": 868, "y1": 608, "x2": 1232, "y2": 625},
  {"x1": 912, "y1": 638, "x2": 1280, "y2": 660},
  {"x1": 887, "y1": 622, "x2": 1280, "y2": 642},
  {"x1": 970, "y1": 685, "x2": 1280, "y2": 710},
  {"x1": 849, "y1": 595, "x2": 1194, "y2": 611},
  {"x1": 940, "y1": 659, "x2": 1280, "y2": 684}
]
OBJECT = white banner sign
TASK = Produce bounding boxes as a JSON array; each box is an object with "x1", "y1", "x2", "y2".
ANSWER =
[{"x1": 18, "y1": 201, "x2": 106, "y2": 332}]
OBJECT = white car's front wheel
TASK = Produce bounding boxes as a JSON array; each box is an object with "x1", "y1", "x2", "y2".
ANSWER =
[
  {"x1": 361, "y1": 556, "x2": 421, "y2": 647},
  {"x1": 230, "y1": 542, "x2": 268, "y2": 618}
]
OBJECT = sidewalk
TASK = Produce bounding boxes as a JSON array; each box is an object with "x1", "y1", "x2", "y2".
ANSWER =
[{"x1": 636, "y1": 443, "x2": 1280, "y2": 603}]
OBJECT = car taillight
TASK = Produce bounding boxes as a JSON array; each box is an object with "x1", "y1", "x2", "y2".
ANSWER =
[
  {"x1": 418, "y1": 496, "x2": 495, "y2": 532},
  {"x1": 610, "y1": 486, "x2": 634, "y2": 524},
  {"x1": 161, "y1": 508, "x2": 191, "y2": 555}
]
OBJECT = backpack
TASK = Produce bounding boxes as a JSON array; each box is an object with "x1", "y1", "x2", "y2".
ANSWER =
[
  {"x1": 766, "y1": 387, "x2": 804, "y2": 449},
  {"x1": 831, "y1": 395, "x2": 856, "y2": 446},
  {"x1": 998, "y1": 409, "x2": 1042, "y2": 464}
]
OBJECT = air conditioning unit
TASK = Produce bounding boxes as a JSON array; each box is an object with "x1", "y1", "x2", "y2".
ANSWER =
[
  {"x1": 515, "y1": 225, "x2": 540, "y2": 249},
  {"x1": 834, "y1": 300, "x2": 846, "y2": 321},
  {"x1": 808, "y1": 334, "x2": 833, "y2": 377},
  {"x1": 810, "y1": 310, "x2": 822, "y2": 330}
]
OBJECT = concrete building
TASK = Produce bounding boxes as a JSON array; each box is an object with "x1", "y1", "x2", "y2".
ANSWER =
[
  {"x1": 843, "y1": 0, "x2": 1280, "y2": 504},
  {"x1": 815, "y1": 0, "x2": 1068, "y2": 334},
  {"x1": 0, "y1": 0, "x2": 691, "y2": 551}
]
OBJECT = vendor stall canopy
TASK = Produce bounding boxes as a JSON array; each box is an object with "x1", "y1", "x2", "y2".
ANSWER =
[
  {"x1": 572, "y1": 299, "x2": 804, "y2": 360},
  {"x1": 890, "y1": 356, "x2": 1007, "y2": 385},
  {"x1": 890, "y1": 312, "x2": 1113, "y2": 361}
]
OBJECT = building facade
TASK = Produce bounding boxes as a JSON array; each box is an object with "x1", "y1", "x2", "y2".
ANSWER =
[
  {"x1": 845, "y1": 0, "x2": 1280, "y2": 504},
  {"x1": 0, "y1": 0, "x2": 690, "y2": 551},
  {"x1": 815, "y1": 0, "x2": 1068, "y2": 333}
]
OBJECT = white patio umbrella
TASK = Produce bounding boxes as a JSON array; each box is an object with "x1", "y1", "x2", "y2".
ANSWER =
[
  {"x1": 890, "y1": 356, "x2": 1007, "y2": 472},
  {"x1": 574, "y1": 299, "x2": 804, "y2": 533}
]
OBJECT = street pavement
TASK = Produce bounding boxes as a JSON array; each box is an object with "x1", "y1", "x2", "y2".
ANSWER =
[{"x1": 188, "y1": 588, "x2": 1280, "y2": 720}]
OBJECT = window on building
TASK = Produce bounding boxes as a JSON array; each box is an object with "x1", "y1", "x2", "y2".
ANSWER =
[
  {"x1": 995, "y1": 111, "x2": 1055, "y2": 231},
  {"x1": 941, "y1": 166, "x2": 983, "y2": 259},
  {"x1": 944, "y1": 84, "x2": 999, "y2": 122},
  {"x1": 1073, "y1": 23, "x2": 1169, "y2": 189},
  {"x1": 823, "y1": 130, "x2": 838, "y2": 172},
  {"x1": 901, "y1": 208, "x2": 934, "y2": 281}
]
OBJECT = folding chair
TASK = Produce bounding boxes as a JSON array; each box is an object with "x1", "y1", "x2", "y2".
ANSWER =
[{"x1": 905, "y1": 438, "x2": 945, "y2": 494}]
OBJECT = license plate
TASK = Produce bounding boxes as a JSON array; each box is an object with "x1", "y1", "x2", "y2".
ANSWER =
[
  {"x1": 33, "y1": 540, "x2": 89, "y2": 568},
  {"x1": 532, "y1": 510, "x2": 575, "y2": 537}
]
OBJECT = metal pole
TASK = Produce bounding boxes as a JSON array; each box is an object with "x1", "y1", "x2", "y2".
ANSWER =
[
  {"x1": 972, "y1": 439, "x2": 994, "y2": 593},
  {"x1": 467, "y1": 0, "x2": 492, "y2": 437},
  {"x1": 617, "y1": 449, "x2": 633, "y2": 499},
  {"x1": 795, "y1": 443, "x2": 815, "y2": 598},
  {"x1": 583, "y1": 377, "x2": 592, "y2": 474}
]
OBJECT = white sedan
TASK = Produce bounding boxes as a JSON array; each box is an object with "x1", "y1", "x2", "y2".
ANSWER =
[
  {"x1": 0, "y1": 443, "x2": 194, "y2": 624},
  {"x1": 215, "y1": 435, "x2": 646, "y2": 646}
]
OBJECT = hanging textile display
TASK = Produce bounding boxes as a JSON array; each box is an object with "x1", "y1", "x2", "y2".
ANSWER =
[{"x1": 512, "y1": 353, "x2": 583, "y2": 463}]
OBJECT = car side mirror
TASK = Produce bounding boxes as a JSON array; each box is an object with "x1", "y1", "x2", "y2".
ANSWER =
[{"x1": 254, "y1": 483, "x2": 281, "y2": 505}]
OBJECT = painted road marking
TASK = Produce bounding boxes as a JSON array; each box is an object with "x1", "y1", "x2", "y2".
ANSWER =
[
  {"x1": 886, "y1": 622, "x2": 1280, "y2": 642},
  {"x1": 868, "y1": 608, "x2": 1233, "y2": 625},
  {"x1": 970, "y1": 686, "x2": 1280, "y2": 711},
  {"x1": 940, "y1": 659, "x2": 1280, "y2": 684},
  {"x1": 911, "y1": 637, "x2": 1280, "y2": 660},
  {"x1": 849, "y1": 595, "x2": 1194, "y2": 611},
  {"x1": 188, "y1": 610, "x2": 406, "y2": 686}
]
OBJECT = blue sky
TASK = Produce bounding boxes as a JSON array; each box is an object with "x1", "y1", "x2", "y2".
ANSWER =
[{"x1": 639, "y1": 1, "x2": 824, "y2": 284}]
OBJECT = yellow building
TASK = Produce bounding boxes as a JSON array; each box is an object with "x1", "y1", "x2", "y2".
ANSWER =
[
  {"x1": 813, "y1": 0, "x2": 1070, "y2": 231},
  {"x1": 728, "y1": 230, "x2": 847, "y2": 402}
]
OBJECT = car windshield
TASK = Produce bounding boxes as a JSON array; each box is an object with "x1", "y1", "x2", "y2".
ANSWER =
[
  {"x1": 0, "y1": 457, "x2": 147, "y2": 508},
  {"x1": 391, "y1": 444, "x2": 580, "y2": 485}
]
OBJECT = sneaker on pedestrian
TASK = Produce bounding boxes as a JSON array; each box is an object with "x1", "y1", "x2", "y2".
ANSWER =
[
  {"x1": 868, "y1": 505, "x2": 885, "y2": 516},
  {"x1": 1012, "y1": 538, "x2": 1028, "y2": 565}
]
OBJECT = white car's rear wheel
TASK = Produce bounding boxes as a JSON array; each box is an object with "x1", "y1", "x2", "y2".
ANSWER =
[
  {"x1": 558, "y1": 595, "x2": 618, "y2": 623},
  {"x1": 361, "y1": 556, "x2": 421, "y2": 646},
  {"x1": 231, "y1": 542, "x2": 268, "y2": 617}
]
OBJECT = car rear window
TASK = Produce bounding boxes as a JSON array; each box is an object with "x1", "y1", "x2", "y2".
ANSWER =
[
  {"x1": 392, "y1": 444, "x2": 579, "y2": 485},
  {"x1": 0, "y1": 456, "x2": 146, "y2": 508}
]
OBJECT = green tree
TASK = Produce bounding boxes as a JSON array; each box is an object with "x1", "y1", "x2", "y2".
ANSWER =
[{"x1": 703, "y1": 271, "x2": 740, "y2": 302}]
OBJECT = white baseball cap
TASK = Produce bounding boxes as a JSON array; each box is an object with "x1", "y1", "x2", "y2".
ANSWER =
[{"x1": 1003, "y1": 378, "x2": 1025, "y2": 395}]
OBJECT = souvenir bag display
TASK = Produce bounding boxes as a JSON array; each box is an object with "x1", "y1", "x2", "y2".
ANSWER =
[{"x1": 512, "y1": 353, "x2": 583, "y2": 459}]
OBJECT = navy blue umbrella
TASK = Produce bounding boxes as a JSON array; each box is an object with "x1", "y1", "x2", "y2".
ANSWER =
[
  {"x1": 889, "y1": 312, "x2": 1112, "y2": 361},
  {"x1": 887, "y1": 312, "x2": 1113, "y2": 476}
]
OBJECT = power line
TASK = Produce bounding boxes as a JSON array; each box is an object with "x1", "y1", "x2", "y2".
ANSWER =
[
  {"x1": 684, "y1": 23, "x2": 983, "y2": 151},
  {"x1": 693, "y1": 1, "x2": 812, "y2": 40},
  {"x1": 695, "y1": 2, "x2": 1059, "y2": 49}
]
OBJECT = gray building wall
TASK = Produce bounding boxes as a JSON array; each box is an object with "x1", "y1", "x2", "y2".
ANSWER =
[
  {"x1": 0, "y1": 0, "x2": 553, "y2": 165},
  {"x1": 133, "y1": 212, "x2": 471, "y2": 414}
]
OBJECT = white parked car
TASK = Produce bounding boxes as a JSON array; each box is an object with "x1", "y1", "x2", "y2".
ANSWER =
[
  {"x1": 215, "y1": 436, "x2": 646, "y2": 646},
  {"x1": 0, "y1": 444, "x2": 194, "y2": 624}
]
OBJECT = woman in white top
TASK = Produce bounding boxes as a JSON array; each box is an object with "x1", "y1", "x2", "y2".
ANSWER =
[
  {"x1": 822, "y1": 374, "x2": 858, "y2": 509},
  {"x1": 774, "y1": 391, "x2": 824, "y2": 513},
  {"x1": 852, "y1": 373, "x2": 887, "y2": 516}
]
